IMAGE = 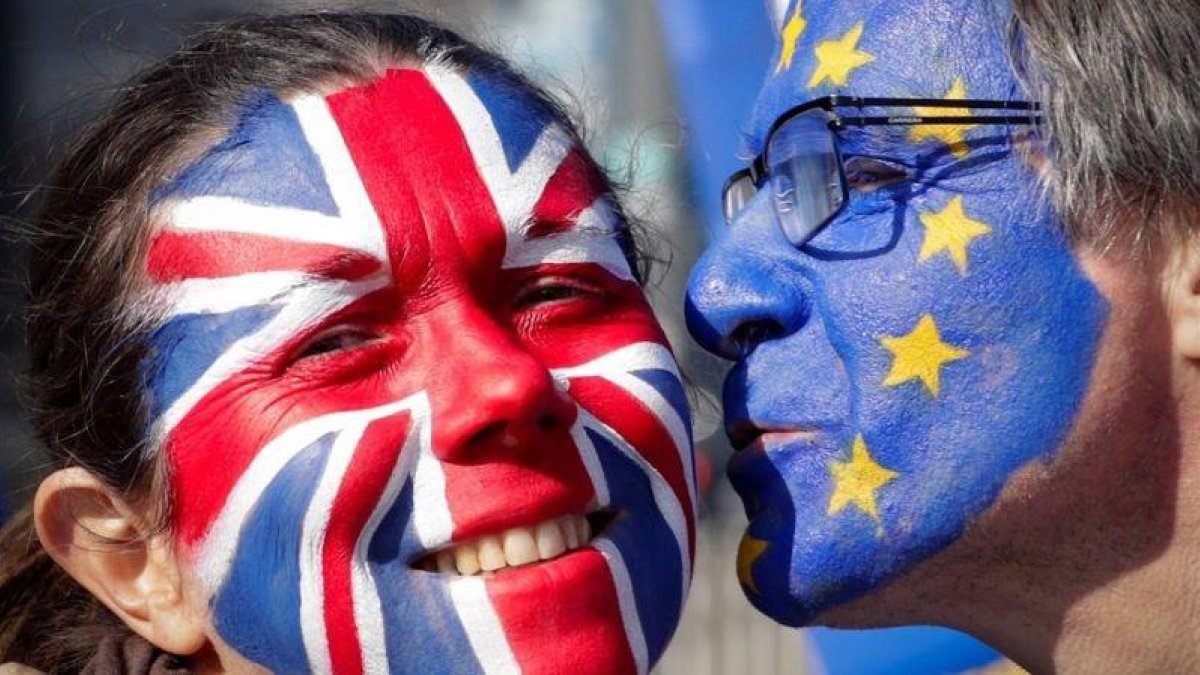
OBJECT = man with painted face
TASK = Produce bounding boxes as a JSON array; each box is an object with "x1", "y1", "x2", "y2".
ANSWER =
[{"x1": 687, "y1": 0, "x2": 1200, "y2": 672}]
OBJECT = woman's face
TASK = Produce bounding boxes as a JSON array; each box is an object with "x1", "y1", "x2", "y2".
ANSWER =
[{"x1": 142, "y1": 65, "x2": 695, "y2": 673}]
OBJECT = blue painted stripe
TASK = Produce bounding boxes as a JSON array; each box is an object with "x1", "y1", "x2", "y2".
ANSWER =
[
  {"x1": 587, "y1": 429, "x2": 684, "y2": 665},
  {"x1": 629, "y1": 368, "x2": 692, "y2": 439},
  {"x1": 467, "y1": 70, "x2": 556, "y2": 172},
  {"x1": 143, "y1": 304, "x2": 281, "y2": 422},
  {"x1": 212, "y1": 433, "x2": 335, "y2": 673},
  {"x1": 155, "y1": 91, "x2": 339, "y2": 216},
  {"x1": 368, "y1": 480, "x2": 483, "y2": 675}
]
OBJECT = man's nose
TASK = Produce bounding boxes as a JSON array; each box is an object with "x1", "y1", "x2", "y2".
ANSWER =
[
  {"x1": 685, "y1": 215, "x2": 810, "y2": 360},
  {"x1": 428, "y1": 306, "x2": 576, "y2": 463}
]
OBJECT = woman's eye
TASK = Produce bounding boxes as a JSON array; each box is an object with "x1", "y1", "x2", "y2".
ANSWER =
[
  {"x1": 514, "y1": 278, "x2": 598, "y2": 310},
  {"x1": 843, "y1": 156, "x2": 910, "y2": 192},
  {"x1": 293, "y1": 327, "x2": 376, "y2": 362}
]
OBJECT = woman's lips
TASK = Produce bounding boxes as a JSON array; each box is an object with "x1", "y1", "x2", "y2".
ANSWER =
[{"x1": 413, "y1": 511, "x2": 617, "y2": 576}]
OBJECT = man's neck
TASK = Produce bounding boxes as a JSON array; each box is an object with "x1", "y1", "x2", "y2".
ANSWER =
[{"x1": 823, "y1": 409, "x2": 1200, "y2": 674}]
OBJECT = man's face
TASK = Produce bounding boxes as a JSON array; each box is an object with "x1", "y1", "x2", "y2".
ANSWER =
[
  {"x1": 144, "y1": 67, "x2": 695, "y2": 673},
  {"x1": 686, "y1": 0, "x2": 1106, "y2": 625}
]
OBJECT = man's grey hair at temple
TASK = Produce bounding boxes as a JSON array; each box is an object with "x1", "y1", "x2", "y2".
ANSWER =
[{"x1": 1010, "y1": 0, "x2": 1200, "y2": 249}]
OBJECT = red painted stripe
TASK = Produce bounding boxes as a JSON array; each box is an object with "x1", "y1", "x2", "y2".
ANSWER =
[
  {"x1": 528, "y1": 147, "x2": 610, "y2": 237},
  {"x1": 486, "y1": 549, "x2": 638, "y2": 675},
  {"x1": 570, "y1": 377, "x2": 696, "y2": 558},
  {"x1": 169, "y1": 353, "x2": 404, "y2": 549},
  {"x1": 322, "y1": 413, "x2": 413, "y2": 675},
  {"x1": 148, "y1": 230, "x2": 380, "y2": 283}
]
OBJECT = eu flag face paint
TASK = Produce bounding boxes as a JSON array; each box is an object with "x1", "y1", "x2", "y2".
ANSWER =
[
  {"x1": 686, "y1": 0, "x2": 1106, "y2": 625},
  {"x1": 144, "y1": 67, "x2": 694, "y2": 673}
]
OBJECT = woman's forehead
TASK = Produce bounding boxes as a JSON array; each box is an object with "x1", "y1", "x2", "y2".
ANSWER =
[{"x1": 149, "y1": 65, "x2": 613, "y2": 285}]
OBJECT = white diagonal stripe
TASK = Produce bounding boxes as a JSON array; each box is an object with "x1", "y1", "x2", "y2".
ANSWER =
[
  {"x1": 449, "y1": 577, "x2": 522, "y2": 675},
  {"x1": 593, "y1": 538, "x2": 650, "y2": 675}
]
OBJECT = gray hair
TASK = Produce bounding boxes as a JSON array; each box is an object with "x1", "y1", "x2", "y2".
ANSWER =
[{"x1": 1009, "y1": 0, "x2": 1200, "y2": 249}]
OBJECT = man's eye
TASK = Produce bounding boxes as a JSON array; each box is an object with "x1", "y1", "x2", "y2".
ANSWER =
[
  {"x1": 293, "y1": 327, "x2": 376, "y2": 361},
  {"x1": 843, "y1": 156, "x2": 910, "y2": 192}
]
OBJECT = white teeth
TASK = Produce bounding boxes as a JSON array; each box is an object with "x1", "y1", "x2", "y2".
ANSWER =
[
  {"x1": 503, "y1": 527, "x2": 540, "y2": 566},
  {"x1": 431, "y1": 513, "x2": 595, "y2": 576},
  {"x1": 535, "y1": 520, "x2": 566, "y2": 560},
  {"x1": 561, "y1": 515, "x2": 580, "y2": 549},
  {"x1": 478, "y1": 535, "x2": 506, "y2": 572},
  {"x1": 455, "y1": 544, "x2": 481, "y2": 576}
]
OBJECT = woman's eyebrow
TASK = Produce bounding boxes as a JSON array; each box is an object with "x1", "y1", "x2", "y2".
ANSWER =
[{"x1": 301, "y1": 250, "x2": 385, "y2": 282}]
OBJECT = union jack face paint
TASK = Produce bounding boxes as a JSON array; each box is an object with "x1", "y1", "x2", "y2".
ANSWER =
[{"x1": 143, "y1": 66, "x2": 695, "y2": 674}]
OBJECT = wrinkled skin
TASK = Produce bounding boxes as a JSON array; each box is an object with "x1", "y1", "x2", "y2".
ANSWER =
[{"x1": 686, "y1": 0, "x2": 1106, "y2": 626}]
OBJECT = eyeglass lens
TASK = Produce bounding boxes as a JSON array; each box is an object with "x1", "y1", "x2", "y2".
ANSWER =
[
  {"x1": 723, "y1": 173, "x2": 758, "y2": 224},
  {"x1": 767, "y1": 108, "x2": 844, "y2": 246}
]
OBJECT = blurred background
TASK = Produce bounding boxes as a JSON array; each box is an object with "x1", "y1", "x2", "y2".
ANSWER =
[{"x1": 0, "y1": 1, "x2": 1013, "y2": 673}]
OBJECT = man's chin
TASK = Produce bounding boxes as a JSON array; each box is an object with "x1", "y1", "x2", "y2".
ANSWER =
[{"x1": 735, "y1": 523, "x2": 861, "y2": 628}]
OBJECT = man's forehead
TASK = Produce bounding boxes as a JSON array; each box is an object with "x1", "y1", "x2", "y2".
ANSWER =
[{"x1": 747, "y1": 0, "x2": 1020, "y2": 153}]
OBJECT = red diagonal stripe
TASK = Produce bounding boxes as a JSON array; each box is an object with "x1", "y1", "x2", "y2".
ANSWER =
[
  {"x1": 323, "y1": 413, "x2": 413, "y2": 675},
  {"x1": 148, "y1": 230, "x2": 381, "y2": 283},
  {"x1": 570, "y1": 377, "x2": 695, "y2": 558}
]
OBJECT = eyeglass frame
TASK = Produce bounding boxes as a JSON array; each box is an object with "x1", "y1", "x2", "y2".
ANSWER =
[{"x1": 722, "y1": 95, "x2": 1042, "y2": 243}]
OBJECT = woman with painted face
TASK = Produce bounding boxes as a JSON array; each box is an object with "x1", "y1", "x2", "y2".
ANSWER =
[{"x1": 0, "y1": 13, "x2": 696, "y2": 674}]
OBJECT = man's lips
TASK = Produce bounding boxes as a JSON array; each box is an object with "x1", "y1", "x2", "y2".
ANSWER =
[{"x1": 727, "y1": 420, "x2": 824, "y2": 452}]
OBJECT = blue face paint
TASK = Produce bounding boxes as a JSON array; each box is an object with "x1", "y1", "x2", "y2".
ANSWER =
[{"x1": 686, "y1": 0, "x2": 1107, "y2": 625}]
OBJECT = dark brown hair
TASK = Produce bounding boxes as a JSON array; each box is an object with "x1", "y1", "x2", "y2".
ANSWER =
[{"x1": 0, "y1": 12, "x2": 635, "y2": 671}]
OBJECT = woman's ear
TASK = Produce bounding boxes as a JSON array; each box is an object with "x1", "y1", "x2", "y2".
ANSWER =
[{"x1": 33, "y1": 468, "x2": 209, "y2": 656}]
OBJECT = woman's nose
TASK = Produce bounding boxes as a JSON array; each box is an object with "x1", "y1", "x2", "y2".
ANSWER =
[
  {"x1": 427, "y1": 307, "x2": 576, "y2": 463},
  {"x1": 685, "y1": 224, "x2": 811, "y2": 361}
]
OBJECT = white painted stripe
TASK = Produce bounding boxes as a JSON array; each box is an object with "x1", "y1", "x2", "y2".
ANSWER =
[
  {"x1": 194, "y1": 393, "x2": 424, "y2": 592},
  {"x1": 593, "y1": 538, "x2": 650, "y2": 675},
  {"x1": 424, "y1": 64, "x2": 573, "y2": 245},
  {"x1": 448, "y1": 577, "x2": 522, "y2": 675},
  {"x1": 579, "y1": 411, "x2": 692, "y2": 603},
  {"x1": 163, "y1": 197, "x2": 379, "y2": 255},
  {"x1": 409, "y1": 405, "x2": 454, "y2": 551},
  {"x1": 155, "y1": 272, "x2": 387, "y2": 319},
  {"x1": 609, "y1": 372, "x2": 697, "y2": 514},
  {"x1": 501, "y1": 199, "x2": 634, "y2": 282},
  {"x1": 299, "y1": 424, "x2": 366, "y2": 675},
  {"x1": 553, "y1": 340, "x2": 697, "y2": 519},
  {"x1": 291, "y1": 94, "x2": 389, "y2": 261},
  {"x1": 151, "y1": 279, "x2": 380, "y2": 441},
  {"x1": 550, "y1": 342, "x2": 677, "y2": 381},
  {"x1": 570, "y1": 418, "x2": 610, "y2": 510},
  {"x1": 351, "y1": 396, "x2": 431, "y2": 673}
]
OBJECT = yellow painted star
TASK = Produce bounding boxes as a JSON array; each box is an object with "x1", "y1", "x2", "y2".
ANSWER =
[
  {"x1": 881, "y1": 314, "x2": 970, "y2": 397},
  {"x1": 918, "y1": 195, "x2": 992, "y2": 274},
  {"x1": 737, "y1": 535, "x2": 770, "y2": 595},
  {"x1": 807, "y1": 22, "x2": 875, "y2": 89},
  {"x1": 911, "y1": 77, "x2": 978, "y2": 158},
  {"x1": 827, "y1": 435, "x2": 898, "y2": 524},
  {"x1": 775, "y1": 2, "x2": 807, "y2": 73}
]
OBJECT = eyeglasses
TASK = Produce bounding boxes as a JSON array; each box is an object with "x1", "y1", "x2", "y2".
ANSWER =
[{"x1": 723, "y1": 95, "x2": 1041, "y2": 248}]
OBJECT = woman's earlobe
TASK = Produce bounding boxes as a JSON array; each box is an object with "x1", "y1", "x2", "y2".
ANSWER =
[{"x1": 32, "y1": 468, "x2": 210, "y2": 657}]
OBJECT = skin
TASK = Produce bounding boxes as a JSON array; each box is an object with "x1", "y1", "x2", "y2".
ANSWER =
[
  {"x1": 36, "y1": 64, "x2": 695, "y2": 674},
  {"x1": 686, "y1": 0, "x2": 1200, "y2": 671}
]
